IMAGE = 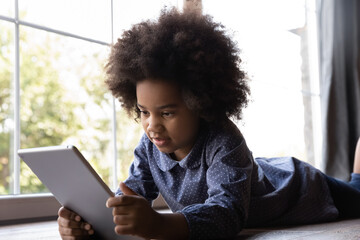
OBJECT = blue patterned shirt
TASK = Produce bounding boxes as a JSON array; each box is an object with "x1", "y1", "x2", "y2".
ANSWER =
[{"x1": 117, "y1": 120, "x2": 338, "y2": 239}]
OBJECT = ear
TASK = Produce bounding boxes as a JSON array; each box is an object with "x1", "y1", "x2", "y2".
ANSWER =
[{"x1": 119, "y1": 182, "x2": 138, "y2": 196}]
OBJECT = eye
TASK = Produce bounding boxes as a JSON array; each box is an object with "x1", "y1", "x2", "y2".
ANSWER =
[
  {"x1": 139, "y1": 110, "x2": 149, "y2": 116},
  {"x1": 161, "y1": 112, "x2": 174, "y2": 118}
]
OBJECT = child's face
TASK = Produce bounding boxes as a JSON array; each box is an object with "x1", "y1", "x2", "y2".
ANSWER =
[{"x1": 136, "y1": 79, "x2": 200, "y2": 161}]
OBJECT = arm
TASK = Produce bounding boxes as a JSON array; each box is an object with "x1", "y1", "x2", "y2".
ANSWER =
[
  {"x1": 179, "y1": 136, "x2": 253, "y2": 239},
  {"x1": 107, "y1": 182, "x2": 189, "y2": 240}
]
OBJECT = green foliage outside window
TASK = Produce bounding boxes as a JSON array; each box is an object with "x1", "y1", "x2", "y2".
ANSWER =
[
  {"x1": 0, "y1": 21, "x2": 14, "y2": 194},
  {"x1": 0, "y1": 21, "x2": 142, "y2": 195}
]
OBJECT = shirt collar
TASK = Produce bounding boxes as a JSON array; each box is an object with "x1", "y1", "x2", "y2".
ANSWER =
[
  {"x1": 155, "y1": 150, "x2": 201, "y2": 171},
  {"x1": 156, "y1": 153, "x2": 178, "y2": 171}
]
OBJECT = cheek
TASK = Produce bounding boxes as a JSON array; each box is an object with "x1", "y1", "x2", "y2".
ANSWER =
[
  {"x1": 181, "y1": 116, "x2": 200, "y2": 139},
  {"x1": 141, "y1": 119, "x2": 147, "y2": 130},
  {"x1": 171, "y1": 119, "x2": 193, "y2": 138}
]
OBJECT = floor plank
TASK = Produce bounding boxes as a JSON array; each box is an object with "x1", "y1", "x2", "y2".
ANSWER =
[
  {"x1": 237, "y1": 218, "x2": 360, "y2": 239},
  {"x1": 0, "y1": 221, "x2": 61, "y2": 240},
  {"x1": 1, "y1": 218, "x2": 360, "y2": 239}
]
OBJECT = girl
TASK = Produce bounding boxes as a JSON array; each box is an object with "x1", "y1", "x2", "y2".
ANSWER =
[{"x1": 57, "y1": 8, "x2": 360, "y2": 240}]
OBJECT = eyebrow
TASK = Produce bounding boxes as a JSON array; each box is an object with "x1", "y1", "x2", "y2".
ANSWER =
[{"x1": 137, "y1": 103, "x2": 178, "y2": 110}]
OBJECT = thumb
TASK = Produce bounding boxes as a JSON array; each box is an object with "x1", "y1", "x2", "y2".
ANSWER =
[{"x1": 120, "y1": 182, "x2": 138, "y2": 196}]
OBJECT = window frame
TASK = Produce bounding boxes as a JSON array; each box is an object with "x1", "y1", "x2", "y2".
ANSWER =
[
  {"x1": 0, "y1": 0, "x2": 119, "y2": 223},
  {"x1": 0, "y1": 194, "x2": 60, "y2": 224}
]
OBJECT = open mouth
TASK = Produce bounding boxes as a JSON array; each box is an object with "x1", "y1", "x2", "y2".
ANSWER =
[{"x1": 152, "y1": 137, "x2": 169, "y2": 147}]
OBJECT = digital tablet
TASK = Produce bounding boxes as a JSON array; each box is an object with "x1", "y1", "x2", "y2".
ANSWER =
[{"x1": 18, "y1": 145, "x2": 140, "y2": 240}]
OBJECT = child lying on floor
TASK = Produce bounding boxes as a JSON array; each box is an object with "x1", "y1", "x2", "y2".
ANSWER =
[{"x1": 57, "y1": 8, "x2": 360, "y2": 240}]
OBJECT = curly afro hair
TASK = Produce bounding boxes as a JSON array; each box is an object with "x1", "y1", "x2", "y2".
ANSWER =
[{"x1": 105, "y1": 8, "x2": 250, "y2": 124}]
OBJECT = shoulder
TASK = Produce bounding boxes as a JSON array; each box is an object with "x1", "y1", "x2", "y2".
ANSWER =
[
  {"x1": 203, "y1": 119, "x2": 249, "y2": 165},
  {"x1": 206, "y1": 119, "x2": 244, "y2": 148}
]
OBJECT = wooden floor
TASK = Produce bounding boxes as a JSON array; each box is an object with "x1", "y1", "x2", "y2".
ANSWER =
[
  {"x1": 237, "y1": 218, "x2": 360, "y2": 239},
  {"x1": 1, "y1": 218, "x2": 360, "y2": 239},
  {"x1": 0, "y1": 221, "x2": 61, "y2": 240}
]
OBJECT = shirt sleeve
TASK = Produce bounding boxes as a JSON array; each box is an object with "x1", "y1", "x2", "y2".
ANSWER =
[
  {"x1": 179, "y1": 136, "x2": 253, "y2": 239},
  {"x1": 115, "y1": 135, "x2": 159, "y2": 203}
]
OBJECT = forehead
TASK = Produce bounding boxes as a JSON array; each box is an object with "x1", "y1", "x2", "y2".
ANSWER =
[{"x1": 136, "y1": 79, "x2": 183, "y2": 105}]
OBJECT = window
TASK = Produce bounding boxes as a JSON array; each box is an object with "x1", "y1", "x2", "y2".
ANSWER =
[
  {"x1": 0, "y1": 0, "x2": 321, "y2": 223},
  {"x1": 203, "y1": 0, "x2": 322, "y2": 168},
  {"x1": 0, "y1": 0, "x2": 181, "y2": 223}
]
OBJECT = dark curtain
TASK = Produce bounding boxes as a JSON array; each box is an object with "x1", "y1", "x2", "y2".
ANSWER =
[{"x1": 318, "y1": 0, "x2": 360, "y2": 180}]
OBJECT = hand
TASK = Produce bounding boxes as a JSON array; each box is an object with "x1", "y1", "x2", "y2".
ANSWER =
[
  {"x1": 57, "y1": 207, "x2": 94, "y2": 240},
  {"x1": 106, "y1": 182, "x2": 163, "y2": 239}
]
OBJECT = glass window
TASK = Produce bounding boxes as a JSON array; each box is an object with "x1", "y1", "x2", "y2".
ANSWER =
[
  {"x1": 203, "y1": 0, "x2": 317, "y2": 162},
  {"x1": 113, "y1": 0, "x2": 181, "y2": 41},
  {"x1": 19, "y1": 26, "x2": 112, "y2": 193},
  {"x1": 0, "y1": 0, "x2": 14, "y2": 17},
  {"x1": 0, "y1": 0, "x2": 187, "y2": 221},
  {"x1": 0, "y1": 0, "x2": 183, "y2": 198},
  {"x1": 0, "y1": 21, "x2": 15, "y2": 195},
  {"x1": 115, "y1": 105, "x2": 143, "y2": 183},
  {"x1": 18, "y1": 0, "x2": 112, "y2": 43}
]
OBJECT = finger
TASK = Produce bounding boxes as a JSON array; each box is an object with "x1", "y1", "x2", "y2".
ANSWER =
[
  {"x1": 58, "y1": 223, "x2": 94, "y2": 237},
  {"x1": 113, "y1": 214, "x2": 132, "y2": 225},
  {"x1": 82, "y1": 222, "x2": 92, "y2": 231},
  {"x1": 58, "y1": 216, "x2": 79, "y2": 228},
  {"x1": 112, "y1": 206, "x2": 130, "y2": 216},
  {"x1": 59, "y1": 226, "x2": 89, "y2": 237},
  {"x1": 58, "y1": 207, "x2": 71, "y2": 219},
  {"x1": 114, "y1": 224, "x2": 134, "y2": 236},
  {"x1": 106, "y1": 195, "x2": 134, "y2": 208},
  {"x1": 58, "y1": 216, "x2": 92, "y2": 230},
  {"x1": 106, "y1": 196, "x2": 118, "y2": 208},
  {"x1": 58, "y1": 207, "x2": 81, "y2": 222},
  {"x1": 119, "y1": 182, "x2": 138, "y2": 196}
]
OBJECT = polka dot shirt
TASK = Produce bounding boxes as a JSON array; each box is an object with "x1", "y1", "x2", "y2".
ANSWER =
[{"x1": 117, "y1": 120, "x2": 338, "y2": 239}]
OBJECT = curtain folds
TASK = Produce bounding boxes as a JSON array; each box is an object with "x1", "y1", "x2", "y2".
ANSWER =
[{"x1": 318, "y1": 0, "x2": 360, "y2": 180}]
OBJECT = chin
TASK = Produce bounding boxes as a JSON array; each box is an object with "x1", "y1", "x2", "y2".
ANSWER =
[{"x1": 155, "y1": 145, "x2": 173, "y2": 154}]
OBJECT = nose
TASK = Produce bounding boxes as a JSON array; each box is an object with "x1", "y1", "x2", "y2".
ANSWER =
[{"x1": 146, "y1": 115, "x2": 163, "y2": 133}]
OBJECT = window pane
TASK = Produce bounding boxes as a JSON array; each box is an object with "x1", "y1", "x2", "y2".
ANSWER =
[
  {"x1": 116, "y1": 105, "x2": 143, "y2": 183},
  {"x1": 113, "y1": 0, "x2": 180, "y2": 41},
  {"x1": 203, "y1": 0, "x2": 304, "y2": 31},
  {"x1": 0, "y1": 0, "x2": 14, "y2": 17},
  {"x1": 0, "y1": 21, "x2": 15, "y2": 195},
  {"x1": 18, "y1": 0, "x2": 112, "y2": 43},
  {"x1": 19, "y1": 26, "x2": 112, "y2": 193},
  {"x1": 203, "y1": 0, "x2": 309, "y2": 160},
  {"x1": 242, "y1": 83, "x2": 306, "y2": 160}
]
